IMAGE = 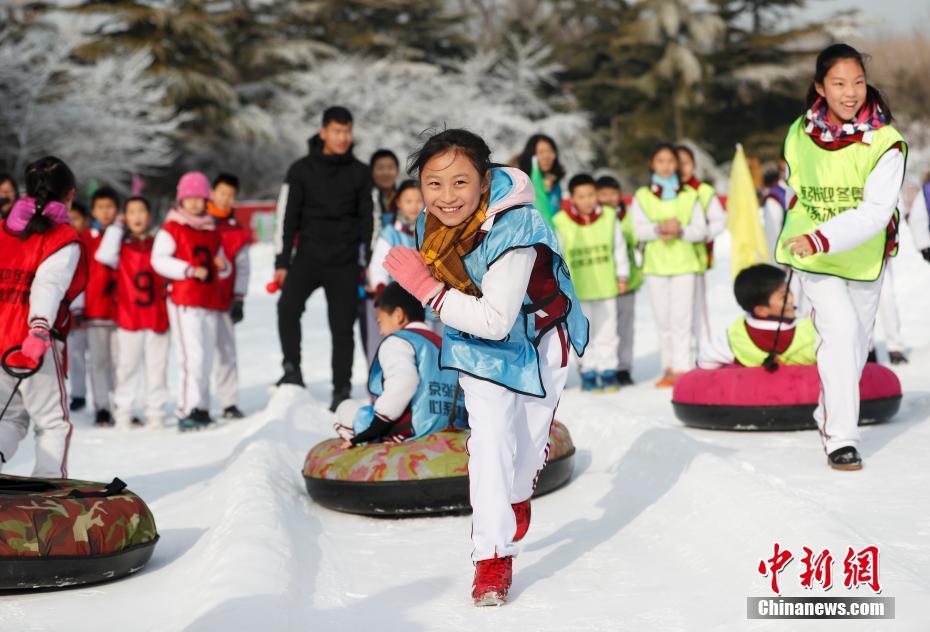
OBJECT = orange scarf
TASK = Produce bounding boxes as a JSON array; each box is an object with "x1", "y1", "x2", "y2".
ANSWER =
[
  {"x1": 419, "y1": 197, "x2": 488, "y2": 297},
  {"x1": 207, "y1": 200, "x2": 233, "y2": 219}
]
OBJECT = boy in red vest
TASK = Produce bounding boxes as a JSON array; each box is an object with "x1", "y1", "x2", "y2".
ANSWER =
[
  {"x1": 81, "y1": 186, "x2": 120, "y2": 426},
  {"x1": 152, "y1": 172, "x2": 229, "y2": 431},
  {"x1": 95, "y1": 196, "x2": 170, "y2": 430},
  {"x1": 207, "y1": 173, "x2": 249, "y2": 419}
]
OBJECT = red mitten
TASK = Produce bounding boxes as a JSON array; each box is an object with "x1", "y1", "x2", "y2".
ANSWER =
[
  {"x1": 21, "y1": 326, "x2": 51, "y2": 364},
  {"x1": 384, "y1": 247, "x2": 443, "y2": 304}
]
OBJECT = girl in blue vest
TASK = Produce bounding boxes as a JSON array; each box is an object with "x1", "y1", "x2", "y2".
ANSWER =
[
  {"x1": 384, "y1": 129, "x2": 588, "y2": 607},
  {"x1": 368, "y1": 180, "x2": 422, "y2": 294},
  {"x1": 333, "y1": 282, "x2": 462, "y2": 446},
  {"x1": 779, "y1": 44, "x2": 906, "y2": 471}
]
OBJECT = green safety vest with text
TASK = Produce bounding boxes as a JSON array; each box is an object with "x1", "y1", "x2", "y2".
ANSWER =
[
  {"x1": 553, "y1": 206, "x2": 619, "y2": 301},
  {"x1": 634, "y1": 186, "x2": 702, "y2": 276},
  {"x1": 694, "y1": 182, "x2": 718, "y2": 273},
  {"x1": 727, "y1": 316, "x2": 818, "y2": 367}
]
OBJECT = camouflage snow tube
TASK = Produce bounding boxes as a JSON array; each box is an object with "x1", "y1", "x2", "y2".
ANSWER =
[
  {"x1": 303, "y1": 421, "x2": 575, "y2": 516},
  {"x1": 0, "y1": 475, "x2": 158, "y2": 589}
]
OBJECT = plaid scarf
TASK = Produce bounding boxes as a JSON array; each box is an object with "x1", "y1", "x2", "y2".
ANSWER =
[
  {"x1": 805, "y1": 97, "x2": 888, "y2": 148},
  {"x1": 419, "y1": 197, "x2": 488, "y2": 297}
]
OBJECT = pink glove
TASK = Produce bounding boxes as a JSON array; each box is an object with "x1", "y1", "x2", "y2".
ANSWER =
[
  {"x1": 383, "y1": 247, "x2": 443, "y2": 304},
  {"x1": 21, "y1": 326, "x2": 52, "y2": 364}
]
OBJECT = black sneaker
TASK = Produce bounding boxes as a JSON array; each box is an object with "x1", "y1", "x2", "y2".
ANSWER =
[
  {"x1": 867, "y1": 349, "x2": 877, "y2": 364},
  {"x1": 888, "y1": 351, "x2": 908, "y2": 365},
  {"x1": 95, "y1": 409, "x2": 114, "y2": 427},
  {"x1": 69, "y1": 397, "x2": 86, "y2": 412},
  {"x1": 617, "y1": 370, "x2": 634, "y2": 386},
  {"x1": 330, "y1": 387, "x2": 351, "y2": 413},
  {"x1": 131, "y1": 417, "x2": 144, "y2": 427},
  {"x1": 222, "y1": 405, "x2": 245, "y2": 419},
  {"x1": 276, "y1": 362, "x2": 305, "y2": 388},
  {"x1": 178, "y1": 408, "x2": 215, "y2": 432},
  {"x1": 827, "y1": 446, "x2": 863, "y2": 471}
]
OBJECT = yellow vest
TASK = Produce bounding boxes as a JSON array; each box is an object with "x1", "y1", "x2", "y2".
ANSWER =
[
  {"x1": 634, "y1": 186, "x2": 702, "y2": 276},
  {"x1": 727, "y1": 317, "x2": 817, "y2": 367},
  {"x1": 552, "y1": 206, "x2": 619, "y2": 301},
  {"x1": 694, "y1": 182, "x2": 717, "y2": 273}
]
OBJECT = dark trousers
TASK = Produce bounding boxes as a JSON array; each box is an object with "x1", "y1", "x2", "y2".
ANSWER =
[{"x1": 277, "y1": 256, "x2": 358, "y2": 391}]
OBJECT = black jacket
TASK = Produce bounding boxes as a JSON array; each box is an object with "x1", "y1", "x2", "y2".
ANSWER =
[{"x1": 275, "y1": 135, "x2": 374, "y2": 268}]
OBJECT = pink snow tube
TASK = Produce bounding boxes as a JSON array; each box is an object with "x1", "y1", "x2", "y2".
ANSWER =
[{"x1": 672, "y1": 363, "x2": 901, "y2": 430}]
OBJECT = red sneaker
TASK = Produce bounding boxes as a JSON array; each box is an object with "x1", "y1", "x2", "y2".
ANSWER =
[
  {"x1": 512, "y1": 499, "x2": 531, "y2": 542},
  {"x1": 472, "y1": 556, "x2": 513, "y2": 606}
]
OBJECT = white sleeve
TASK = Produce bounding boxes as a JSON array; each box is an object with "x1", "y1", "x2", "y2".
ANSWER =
[
  {"x1": 632, "y1": 198, "x2": 660, "y2": 241},
  {"x1": 29, "y1": 243, "x2": 80, "y2": 328},
  {"x1": 151, "y1": 230, "x2": 190, "y2": 281},
  {"x1": 368, "y1": 236, "x2": 392, "y2": 290},
  {"x1": 614, "y1": 220, "x2": 630, "y2": 279},
  {"x1": 71, "y1": 291, "x2": 85, "y2": 312},
  {"x1": 909, "y1": 187, "x2": 930, "y2": 251},
  {"x1": 680, "y1": 200, "x2": 708, "y2": 243},
  {"x1": 705, "y1": 195, "x2": 727, "y2": 240},
  {"x1": 817, "y1": 149, "x2": 905, "y2": 254},
  {"x1": 697, "y1": 330, "x2": 736, "y2": 369},
  {"x1": 233, "y1": 244, "x2": 250, "y2": 298},
  {"x1": 762, "y1": 197, "x2": 785, "y2": 257},
  {"x1": 216, "y1": 246, "x2": 233, "y2": 281},
  {"x1": 95, "y1": 223, "x2": 124, "y2": 269},
  {"x1": 372, "y1": 336, "x2": 420, "y2": 421},
  {"x1": 430, "y1": 247, "x2": 536, "y2": 340}
]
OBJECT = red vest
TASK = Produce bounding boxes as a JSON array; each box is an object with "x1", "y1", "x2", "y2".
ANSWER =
[
  {"x1": 80, "y1": 228, "x2": 118, "y2": 321},
  {"x1": 116, "y1": 236, "x2": 169, "y2": 333},
  {"x1": 215, "y1": 218, "x2": 250, "y2": 310},
  {"x1": 161, "y1": 221, "x2": 223, "y2": 310},
  {"x1": 0, "y1": 221, "x2": 87, "y2": 361}
]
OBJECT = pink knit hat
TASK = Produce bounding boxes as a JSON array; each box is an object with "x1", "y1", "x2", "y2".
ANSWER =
[{"x1": 176, "y1": 171, "x2": 211, "y2": 201}]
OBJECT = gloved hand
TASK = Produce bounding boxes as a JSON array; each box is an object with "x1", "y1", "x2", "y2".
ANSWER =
[
  {"x1": 922, "y1": 247, "x2": 930, "y2": 264},
  {"x1": 21, "y1": 325, "x2": 52, "y2": 365},
  {"x1": 230, "y1": 299, "x2": 244, "y2": 324},
  {"x1": 383, "y1": 247, "x2": 443, "y2": 304}
]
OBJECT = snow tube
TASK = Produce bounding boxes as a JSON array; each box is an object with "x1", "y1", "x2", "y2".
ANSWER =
[
  {"x1": 672, "y1": 363, "x2": 902, "y2": 431},
  {"x1": 0, "y1": 475, "x2": 158, "y2": 589},
  {"x1": 303, "y1": 421, "x2": 575, "y2": 516}
]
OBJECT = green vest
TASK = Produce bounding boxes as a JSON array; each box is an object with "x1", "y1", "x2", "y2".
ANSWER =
[
  {"x1": 553, "y1": 206, "x2": 619, "y2": 301},
  {"x1": 776, "y1": 116, "x2": 907, "y2": 281},
  {"x1": 693, "y1": 182, "x2": 718, "y2": 273},
  {"x1": 634, "y1": 186, "x2": 702, "y2": 276},
  {"x1": 727, "y1": 317, "x2": 817, "y2": 367},
  {"x1": 617, "y1": 206, "x2": 644, "y2": 293}
]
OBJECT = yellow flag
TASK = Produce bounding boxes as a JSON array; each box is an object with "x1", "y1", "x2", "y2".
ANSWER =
[{"x1": 727, "y1": 143, "x2": 771, "y2": 278}]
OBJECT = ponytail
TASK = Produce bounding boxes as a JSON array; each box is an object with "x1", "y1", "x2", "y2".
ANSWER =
[
  {"x1": 805, "y1": 43, "x2": 894, "y2": 121},
  {"x1": 21, "y1": 156, "x2": 75, "y2": 239}
]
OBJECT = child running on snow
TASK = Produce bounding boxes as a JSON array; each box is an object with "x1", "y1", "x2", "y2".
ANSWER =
[
  {"x1": 82, "y1": 186, "x2": 121, "y2": 426},
  {"x1": 208, "y1": 173, "x2": 250, "y2": 420},
  {"x1": 384, "y1": 129, "x2": 588, "y2": 606},
  {"x1": 777, "y1": 44, "x2": 906, "y2": 471},
  {"x1": 698, "y1": 264, "x2": 816, "y2": 369},
  {"x1": 0, "y1": 156, "x2": 87, "y2": 477},
  {"x1": 332, "y1": 282, "x2": 463, "y2": 446},
  {"x1": 152, "y1": 172, "x2": 229, "y2": 432},
  {"x1": 596, "y1": 175, "x2": 641, "y2": 385},
  {"x1": 66, "y1": 202, "x2": 92, "y2": 412},
  {"x1": 631, "y1": 144, "x2": 707, "y2": 387},
  {"x1": 95, "y1": 197, "x2": 170, "y2": 430},
  {"x1": 552, "y1": 174, "x2": 628, "y2": 391},
  {"x1": 368, "y1": 180, "x2": 423, "y2": 295}
]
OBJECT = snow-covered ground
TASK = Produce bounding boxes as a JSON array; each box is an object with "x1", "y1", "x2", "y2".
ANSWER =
[{"x1": 2, "y1": 232, "x2": 929, "y2": 631}]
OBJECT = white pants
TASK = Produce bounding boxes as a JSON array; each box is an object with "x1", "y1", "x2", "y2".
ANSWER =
[
  {"x1": 87, "y1": 322, "x2": 117, "y2": 411},
  {"x1": 616, "y1": 292, "x2": 636, "y2": 372},
  {"x1": 0, "y1": 341, "x2": 72, "y2": 478},
  {"x1": 646, "y1": 274, "x2": 696, "y2": 373},
  {"x1": 800, "y1": 270, "x2": 884, "y2": 454},
  {"x1": 692, "y1": 274, "x2": 712, "y2": 352},
  {"x1": 168, "y1": 302, "x2": 218, "y2": 417},
  {"x1": 113, "y1": 329, "x2": 170, "y2": 427},
  {"x1": 578, "y1": 299, "x2": 619, "y2": 373},
  {"x1": 67, "y1": 326, "x2": 87, "y2": 400},
  {"x1": 214, "y1": 312, "x2": 239, "y2": 409},
  {"x1": 789, "y1": 269, "x2": 812, "y2": 318},
  {"x1": 876, "y1": 263, "x2": 903, "y2": 353},
  {"x1": 462, "y1": 326, "x2": 568, "y2": 562}
]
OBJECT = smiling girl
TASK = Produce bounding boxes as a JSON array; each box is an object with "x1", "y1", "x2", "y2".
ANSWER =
[
  {"x1": 384, "y1": 129, "x2": 588, "y2": 606},
  {"x1": 777, "y1": 44, "x2": 906, "y2": 471}
]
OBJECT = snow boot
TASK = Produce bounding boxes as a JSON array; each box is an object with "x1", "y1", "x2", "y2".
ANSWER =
[
  {"x1": 69, "y1": 396, "x2": 86, "y2": 412},
  {"x1": 889, "y1": 351, "x2": 908, "y2": 365},
  {"x1": 599, "y1": 370, "x2": 620, "y2": 392},
  {"x1": 178, "y1": 408, "x2": 215, "y2": 432},
  {"x1": 617, "y1": 370, "x2": 634, "y2": 386},
  {"x1": 867, "y1": 348, "x2": 877, "y2": 364},
  {"x1": 132, "y1": 417, "x2": 144, "y2": 427},
  {"x1": 512, "y1": 499, "x2": 531, "y2": 542},
  {"x1": 580, "y1": 371, "x2": 599, "y2": 392},
  {"x1": 655, "y1": 370, "x2": 676, "y2": 388},
  {"x1": 276, "y1": 362, "x2": 305, "y2": 388},
  {"x1": 222, "y1": 405, "x2": 245, "y2": 420},
  {"x1": 329, "y1": 387, "x2": 351, "y2": 413},
  {"x1": 827, "y1": 446, "x2": 863, "y2": 471},
  {"x1": 472, "y1": 556, "x2": 513, "y2": 606},
  {"x1": 94, "y1": 409, "x2": 114, "y2": 427}
]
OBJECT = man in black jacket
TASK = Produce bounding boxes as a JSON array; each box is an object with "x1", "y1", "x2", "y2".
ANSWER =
[{"x1": 273, "y1": 106, "x2": 373, "y2": 411}]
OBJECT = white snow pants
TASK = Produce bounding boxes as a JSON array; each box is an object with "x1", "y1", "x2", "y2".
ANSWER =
[
  {"x1": 87, "y1": 321, "x2": 117, "y2": 411},
  {"x1": 168, "y1": 302, "x2": 218, "y2": 417},
  {"x1": 213, "y1": 312, "x2": 239, "y2": 409},
  {"x1": 0, "y1": 341, "x2": 72, "y2": 477},
  {"x1": 462, "y1": 326, "x2": 568, "y2": 562},
  {"x1": 578, "y1": 299, "x2": 619, "y2": 373},
  {"x1": 113, "y1": 328, "x2": 170, "y2": 428},
  {"x1": 616, "y1": 292, "x2": 636, "y2": 372},
  {"x1": 876, "y1": 262, "x2": 903, "y2": 353},
  {"x1": 799, "y1": 269, "x2": 884, "y2": 454},
  {"x1": 692, "y1": 273, "x2": 712, "y2": 352},
  {"x1": 67, "y1": 326, "x2": 87, "y2": 400},
  {"x1": 646, "y1": 274, "x2": 696, "y2": 373}
]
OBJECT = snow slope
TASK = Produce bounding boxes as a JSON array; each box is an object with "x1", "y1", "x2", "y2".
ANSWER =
[{"x1": 1, "y1": 234, "x2": 929, "y2": 632}]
